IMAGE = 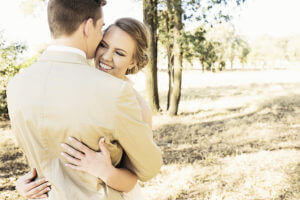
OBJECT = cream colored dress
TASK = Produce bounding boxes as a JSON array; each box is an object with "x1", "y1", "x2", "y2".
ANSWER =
[
  {"x1": 122, "y1": 78, "x2": 152, "y2": 200},
  {"x1": 122, "y1": 183, "x2": 144, "y2": 200}
]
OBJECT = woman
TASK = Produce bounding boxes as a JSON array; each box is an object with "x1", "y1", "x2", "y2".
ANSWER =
[{"x1": 16, "y1": 18, "x2": 152, "y2": 200}]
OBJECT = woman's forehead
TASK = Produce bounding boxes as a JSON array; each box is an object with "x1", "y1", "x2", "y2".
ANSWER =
[{"x1": 103, "y1": 26, "x2": 136, "y2": 53}]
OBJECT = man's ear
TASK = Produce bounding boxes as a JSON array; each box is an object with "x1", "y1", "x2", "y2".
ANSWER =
[{"x1": 83, "y1": 18, "x2": 94, "y2": 37}]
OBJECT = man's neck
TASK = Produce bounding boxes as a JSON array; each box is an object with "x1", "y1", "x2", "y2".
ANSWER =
[{"x1": 51, "y1": 37, "x2": 87, "y2": 55}]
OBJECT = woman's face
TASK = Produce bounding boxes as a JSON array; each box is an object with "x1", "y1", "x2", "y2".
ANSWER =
[{"x1": 94, "y1": 26, "x2": 136, "y2": 79}]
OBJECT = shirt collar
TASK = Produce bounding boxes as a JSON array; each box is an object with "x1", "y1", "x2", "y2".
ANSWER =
[{"x1": 47, "y1": 45, "x2": 87, "y2": 59}]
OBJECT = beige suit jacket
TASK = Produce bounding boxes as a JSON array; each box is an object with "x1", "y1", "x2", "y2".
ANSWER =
[{"x1": 6, "y1": 50, "x2": 163, "y2": 200}]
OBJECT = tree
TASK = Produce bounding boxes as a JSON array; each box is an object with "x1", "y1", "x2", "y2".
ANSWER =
[
  {"x1": 0, "y1": 32, "x2": 30, "y2": 118},
  {"x1": 238, "y1": 38, "x2": 250, "y2": 67},
  {"x1": 183, "y1": 27, "x2": 222, "y2": 72},
  {"x1": 143, "y1": 0, "x2": 160, "y2": 113},
  {"x1": 167, "y1": 0, "x2": 183, "y2": 116},
  {"x1": 157, "y1": 0, "x2": 175, "y2": 111},
  {"x1": 158, "y1": 0, "x2": 246, "y2": 115},
  {"x1": 205, "y1": 22, "x2": 250, "y2": 70}
]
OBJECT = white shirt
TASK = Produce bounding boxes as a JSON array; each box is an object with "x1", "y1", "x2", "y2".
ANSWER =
[{"x1": 47, "y1": 45, "x2": 87, "y2": 59}]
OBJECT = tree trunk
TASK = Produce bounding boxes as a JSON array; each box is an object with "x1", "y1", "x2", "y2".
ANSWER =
[
  {"x1": 143, "y1": 0, "x2": 160, "y2": 113},
  {"x1": 165, "y1": 1, "x2": 173, "y2": 110},
  {"x1": 201, "y1": 60, "x2": 205, "y2": 73},
  {"x1": 166, "y1": 44, "x2": 173, "y2": 110},
  {"x1": 168, "y1": 0, "x2": 183, "y2": 116}
]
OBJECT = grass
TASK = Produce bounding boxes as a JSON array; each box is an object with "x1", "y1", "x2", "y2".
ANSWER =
[{"x1": 1, "y1": 68, "x2": 300, "y2": 200}]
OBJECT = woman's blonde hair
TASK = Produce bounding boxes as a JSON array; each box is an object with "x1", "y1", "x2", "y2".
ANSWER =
[{"x1": 104, "y1": 18, "x2": 149, "y2": 75}]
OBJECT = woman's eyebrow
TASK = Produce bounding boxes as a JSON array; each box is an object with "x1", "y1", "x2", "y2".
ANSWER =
[
  {"x1": 102, "y1": 39, "x2": 128, "y2": 54},
  {"x1": 101, "y1": 40, "x2": 108, "y2": 46},
  {"x1": 115, "y1": 48, "x2": 128, "y2": 54}
]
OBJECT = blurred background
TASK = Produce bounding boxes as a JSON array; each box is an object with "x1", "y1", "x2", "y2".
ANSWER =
[{"x1": 0, "y1": 0, "x2": 300, "y2": 199}]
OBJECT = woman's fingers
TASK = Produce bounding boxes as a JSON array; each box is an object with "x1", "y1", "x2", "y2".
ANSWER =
[
  {"x1": 65, "y1": 163, "x2": 83, "y2": 171},
  {"x1": 61, "y1": 143, "x2": 85, "y2": 160},
  {"x1": 61, "y1": 152, "x2": 81, "y2": 166},
  {"x1": 30, "y1": 185, "x2": 51, "y2": 199},
  {"x1": 27, "y1": 181, "x2": 51, "y2": 198},
  {"x1": 25, "y1": 178, "x2": 48, "y2": 193},
  {"x1": 67, "y1": 137, "x2": 91, "y2": 153},
  {"x1": 15, "y1": 170, "x2": 51, "y2": 199}
]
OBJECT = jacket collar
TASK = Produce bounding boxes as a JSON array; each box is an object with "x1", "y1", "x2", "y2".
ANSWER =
[{"x1": 38, "y1": 50, "x2": 89, "y2": 65}]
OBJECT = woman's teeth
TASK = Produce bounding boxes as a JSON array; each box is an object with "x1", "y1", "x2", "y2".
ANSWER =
[{"x1": 99, "y1": 62, "x2": 113, "y2": 70}]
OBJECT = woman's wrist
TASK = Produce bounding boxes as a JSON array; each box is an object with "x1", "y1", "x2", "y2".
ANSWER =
[
  {"x1": 98, "y1": 164, "x2": 116, "y2": 183},
  {"x1": 101, "y1": 166, "x2": 138, "y2": 192}
]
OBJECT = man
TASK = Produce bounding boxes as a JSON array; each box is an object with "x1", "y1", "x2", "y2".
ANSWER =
[{"x1": 6, "y1": 0, "x2": 162, "y2": 199}]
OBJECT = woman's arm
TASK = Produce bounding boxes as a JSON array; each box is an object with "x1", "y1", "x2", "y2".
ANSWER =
[
  {"x1": 61, "y1": 137, "x2": 138, "y2": 192},
  {"x1": 104, "y1": 166, "x2": 138, "y2": 192}
]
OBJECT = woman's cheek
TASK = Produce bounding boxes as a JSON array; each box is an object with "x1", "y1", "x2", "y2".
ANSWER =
[{"x1": 114, "y1": 56, "x2": 124, "y2": 67}]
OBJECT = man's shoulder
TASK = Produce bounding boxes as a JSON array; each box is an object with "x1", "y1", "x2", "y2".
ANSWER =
[
  {"x1": 91, "y1": 70, "x2": 129, "y2": 90},
  {"x1": 7, "y1": 64, "x2": 36, "y2": 90}
]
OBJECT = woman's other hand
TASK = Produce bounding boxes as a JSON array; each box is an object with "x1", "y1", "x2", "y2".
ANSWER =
[
  {"x1": 61, "y1": 137, "x2": 114, "y2": 182},
  {"x1": 16, "y1": 168, "x2": 51, "y2": 199}
]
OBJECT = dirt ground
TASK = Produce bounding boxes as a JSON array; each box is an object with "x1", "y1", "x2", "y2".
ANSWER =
[{"x1": 1, "y1": 68, "x2": 300, "y2": 200}]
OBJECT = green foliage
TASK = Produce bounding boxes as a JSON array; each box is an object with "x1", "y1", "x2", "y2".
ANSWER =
[
  {"x1": 0, "y1": 33, "x2": 35, "y2": 118},
  {"x1": 182, "y1": 27, "x2": 217, "y2": 69},
  {"x1": 238, "y1": 40, "x2": 250, "y2": 66},
  {"x1": 182, "y1": 0, "x2": 246, "y2": 24},
  {"x1": 157, "y1": 0, "x2": 247, "y2": 72},
  {"x1": 204, "y1": 23, "x2": 250, "y2": 69},
  {"x1": 182, "y1": 24, "x2": 250, "y2": 71}
]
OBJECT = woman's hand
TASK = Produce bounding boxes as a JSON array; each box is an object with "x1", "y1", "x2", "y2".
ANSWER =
[
  {"x1": 61, "y1": 137, "x2": 114, "y2": 182},
  {"x1": 16, "y1": 168, "x2": 51, "y2": 199}
]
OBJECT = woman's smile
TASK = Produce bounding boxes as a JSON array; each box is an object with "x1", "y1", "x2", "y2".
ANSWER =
[{"x1": 98, "y1": 61, "x2": 114, "y2": 72}]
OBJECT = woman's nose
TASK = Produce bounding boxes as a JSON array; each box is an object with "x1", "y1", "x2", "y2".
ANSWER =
[{"x1": 102, "y1": 49, "x2": 113, "y2": 61}]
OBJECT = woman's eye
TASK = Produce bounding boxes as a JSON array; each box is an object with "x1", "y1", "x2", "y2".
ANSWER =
[
  {"x1": 116, "y1": 51, "x2": 125, "y2": 56},
  {"x1": 99, "y1": 42, "x2": 106, "y2": 48}
]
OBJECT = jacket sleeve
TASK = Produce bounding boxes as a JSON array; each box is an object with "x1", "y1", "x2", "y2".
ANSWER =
[{"x1": 113, "y1": 82, "x2": 163, "y2": 182}]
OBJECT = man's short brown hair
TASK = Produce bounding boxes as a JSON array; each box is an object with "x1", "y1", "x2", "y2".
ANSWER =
[{"x1": 47, "y1": 0, "x2": 106, "y2": 38}]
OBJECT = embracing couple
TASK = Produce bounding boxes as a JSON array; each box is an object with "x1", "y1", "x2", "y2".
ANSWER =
[{"x1": 6, "y1": 0, "x2": 163, "y2": 199}]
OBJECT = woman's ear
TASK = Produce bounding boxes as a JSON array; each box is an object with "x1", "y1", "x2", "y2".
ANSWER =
[{"x1": 128, "y1": 59, "x2": 136, "y2": 70}]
